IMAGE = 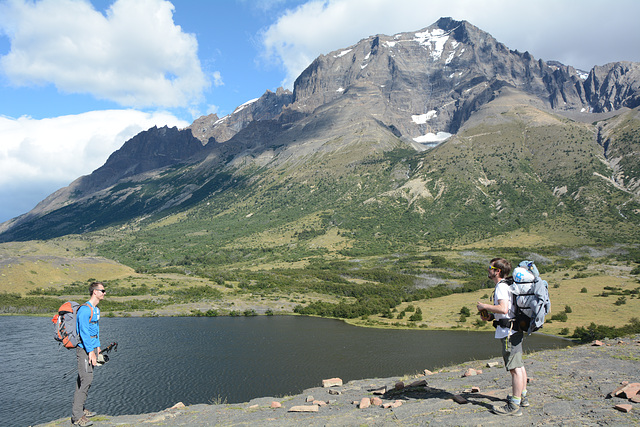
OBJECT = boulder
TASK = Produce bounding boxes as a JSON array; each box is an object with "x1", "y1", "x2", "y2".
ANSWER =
[
  {"x1": 614, "y1": 404, "x2": 633, "y2": 413},
  {"x1": 288, "y1": 405, "x2": 319, "y2": 412},
  {"x1": 452, "y1": 395, "x2": 469, "y2": 404},
  {"x1": 322, "y1": 378, "x2": 343, "y2": 387},
  {"x1": 463, "y1": 368, "x2": 478, "y2": 377},
  {"x1": 359, "y1": 397, "x2": 371, "y2": 409}
]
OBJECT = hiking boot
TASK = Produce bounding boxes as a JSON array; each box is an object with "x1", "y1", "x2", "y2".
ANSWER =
[
  {"x1": 491, "y1": 400, "x2": 522, "y2": 416},
  {"x1": 507, "y1": 394, "x2": 529, "y2": 407},
  {"x1": 72, "y1": 415, "x2": 94, "y2": 426},
  {"x1": 83, "y1": 409, "x2": 97, "y2": 417}
]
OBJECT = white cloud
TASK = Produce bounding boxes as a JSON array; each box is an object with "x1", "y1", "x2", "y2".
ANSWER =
[
  {"x1": 212, "y1": 71, "x2": 224, "y2": 87},
  {"x1": 260, "y1": 0, "x2": 640, "y2": 88},
  {"x1": 0, "y1": 0, "x2": 210, "y2": 108},
  {"x1": 0, "y1": 109, "x2": 188, "y2": 220}
]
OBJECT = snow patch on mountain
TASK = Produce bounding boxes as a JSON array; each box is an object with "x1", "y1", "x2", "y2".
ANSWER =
[
  {"x1": 234, "y1": 98, "x2": 259, "y2": 113},
  {"x1": 414, "y1": 28, "x2": 455, "y2": 60},
  {"x1": 335, "y1": 49, "x2": 352, "y2": 58},
  {"x1": 413, "y1": 132, "x2": 451, "y2": 143},
  {"x1": 412, "y1": 111, "x2": 437, "y2": 124}
]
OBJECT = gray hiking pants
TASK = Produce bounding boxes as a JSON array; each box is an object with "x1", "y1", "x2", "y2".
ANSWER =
[{"x1": 72, "y1": 347, "x2": 94, "y2": 422}]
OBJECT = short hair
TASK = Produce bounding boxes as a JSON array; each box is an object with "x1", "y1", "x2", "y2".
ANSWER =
[
  {"x1": 89, "y1": 281, "x2": 104, "y2": 296},
  {"x1": 490, "y1": 258, "x2": 512, "y2": 279}
]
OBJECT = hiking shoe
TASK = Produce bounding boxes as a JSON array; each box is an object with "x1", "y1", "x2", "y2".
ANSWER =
[
  {"x1": 83, "y1": 409, "x2": 97, "y2": 417},
  {"x1": 507, "y1": 394, "x2": 529, "y2": 407},
  {"x1": 491, "y1": 401, "x2": 522, "y2": 416},
  {"x1": 72, "y1": 415, "x2": 94, "y2": 426}
]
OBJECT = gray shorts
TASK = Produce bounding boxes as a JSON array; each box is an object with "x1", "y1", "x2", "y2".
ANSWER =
[{"x1": 500, "y1": 331, "x2": 524, "y2": 371}]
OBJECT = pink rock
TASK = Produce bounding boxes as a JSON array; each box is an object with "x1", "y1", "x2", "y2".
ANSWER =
[
  {"x1": 462, "y1": 368, "x2": 477, "y2": 377},
  {"x1": 621, "y1": 383, "x2": 640, "y2": 398},
  {"x1": 322, "y1": 378, "x2": 343, "y2": 388},
  {"x1": 371, "y1": 397, "x2": 383, "y2": 406},
  {"x1": 614, "y1": 404, "x2": 633, "y2": 413},
  {"x1": 270, "y1": 401, "x2": 282, "y2": 408},
  {"x1": 288, "y1": 405, "x2": 319, "y2": 412},
  {"x1": 359, "y1": 397, "x2": 371, "y2": 409},
  {"x1": 391, "y1": 400, "x2": 403, "y2": 408},
  {"x1": 610, "y1": 384, "x2": 631, "y2": 398},
  {"x1": 592, "y1": 340, "x2": 604, "y2": 346},
  {"x1": 382, "y1": 402, "x2": 393, "y2": 409},
  {"x1": 452, "y1": 395, "x2": 469, "y2": 404},
  {"x1": 305, "y1": 396, "x2": 314, "y2": 402},
  {"x1": 423, "y1": 369, "x2": 433, "y2": 375},
  {"x1": 249, "y1": 404, "x2": 259, "y2": 409},
  {"x1": 630, "y1": 395, "x2": 640, "y2": 403},
  {"x1": 313, "y1": 400, "x2": 327, "y2": 406}
]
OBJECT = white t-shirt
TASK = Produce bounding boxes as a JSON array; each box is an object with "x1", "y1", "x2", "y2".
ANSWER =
[{"x1": 493, "y1": 279, "x2": 516, "y2": 339}]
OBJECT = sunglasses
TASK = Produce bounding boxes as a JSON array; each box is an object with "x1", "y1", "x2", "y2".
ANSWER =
[
  {"x1": 96, "y1": 289, "x2": 106, "y2": 293},
  {"x1": 488, "y1": 266, "x2": 500, "y2": 271}
]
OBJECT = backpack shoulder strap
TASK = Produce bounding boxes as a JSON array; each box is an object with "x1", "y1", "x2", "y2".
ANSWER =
[{"x1": 80, "y1": 302, "x2": 95, "y2": 322}]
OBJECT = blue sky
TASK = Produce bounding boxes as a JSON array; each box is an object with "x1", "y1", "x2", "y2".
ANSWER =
[{"x1": 1, "y1": 0, "x2": 640, "y2": 224}]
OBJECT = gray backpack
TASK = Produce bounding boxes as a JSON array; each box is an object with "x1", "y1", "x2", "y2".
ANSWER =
[{"x1": 510, "y1": 261, "x2": 551, "y2": 335}]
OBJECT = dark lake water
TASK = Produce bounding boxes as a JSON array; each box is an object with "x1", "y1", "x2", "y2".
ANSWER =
[{"x1": 1, "y1": 315, "x2": 574, "y2": 427}]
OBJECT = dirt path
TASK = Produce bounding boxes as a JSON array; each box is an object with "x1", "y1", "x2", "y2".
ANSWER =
[{"x1": 39, "y1": 335, "x2": 640, "y2": 426}]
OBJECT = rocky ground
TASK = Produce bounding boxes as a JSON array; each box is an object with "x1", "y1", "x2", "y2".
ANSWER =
[{"x1": 38, "y1": 336, "x2": 640, "y2": 426}]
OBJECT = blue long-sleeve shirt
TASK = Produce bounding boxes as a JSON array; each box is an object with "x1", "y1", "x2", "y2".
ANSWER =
[{"x1": 77, "y1": 302, "x2": 100, "y2": 353}]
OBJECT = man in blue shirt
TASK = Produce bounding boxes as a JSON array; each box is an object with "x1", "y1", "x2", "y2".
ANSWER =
[{"x1": 72, "y1": 282, "x2": 106, "y2": 426}]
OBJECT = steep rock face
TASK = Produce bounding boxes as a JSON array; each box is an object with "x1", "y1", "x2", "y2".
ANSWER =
[
  {"x1": 190, "y1": 18, "x2": 639, "y2": 148},
  {"x1": 584, "y1": 62, "x2": 640, "y2": 112},
  {"x1": 287, "y1": 18, "x2": 595, "y2": 141},
  {"x1": 187, "y1": 88, "x2": 294, "y2": 144},
  {"x1": 79, "y1": 125, "x2": 205, "y2": 194}
]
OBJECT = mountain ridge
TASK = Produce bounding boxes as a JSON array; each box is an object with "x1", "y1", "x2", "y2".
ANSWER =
[{"x1": 1, "y1": 18, "x2": 639, "y2": 249}]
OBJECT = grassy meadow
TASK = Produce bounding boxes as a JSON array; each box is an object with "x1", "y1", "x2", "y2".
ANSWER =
[{"x1": 1, "y1": 232, "x2": 638, "y2": 342}]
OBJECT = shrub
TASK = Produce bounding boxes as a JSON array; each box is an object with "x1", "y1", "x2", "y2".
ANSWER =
[
  {"x1": 581, "y1": 287, "x2": 588, "y2": 293},
  {"x1": 571, "y1": 318, "x2": 640, "y2": 343},
  {"x1": 614, "y1": 296, "x2": 627, "y2": 306},
  {"x1": 564, "y1": 305, "x2": 572, "y2": 313},
  {"x1": 473, "y1": 319, "x2": 487, "y2": 327},
  {"x1": 551, "y1": 311, "x2": 568, "y2": 322},
  {"x1": 409, "y1": 307, "x2": 423, "y2": 322},
  {"x1": 460, "y1": 306, "x2": 471, "y2": 317}
]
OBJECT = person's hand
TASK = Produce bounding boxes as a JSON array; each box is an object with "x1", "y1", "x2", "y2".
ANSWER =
[
  {"x1": 479, "y1": 309, "x2": 492, "y2": 321},
  {"x1": 88, "y1": 351, "x2": 97, "y2": 366}
]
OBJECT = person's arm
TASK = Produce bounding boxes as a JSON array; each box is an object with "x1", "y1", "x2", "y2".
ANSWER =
[
  {"x1": 77, "y1": 306, "x2": 98, "y2": 365},
  {"x1": 477, "y1": 298, "x2": 509, "y2": 315}
]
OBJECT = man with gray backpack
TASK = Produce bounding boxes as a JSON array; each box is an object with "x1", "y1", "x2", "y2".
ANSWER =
[{"x1": 477, "y1": 258, "x2": 533, "y2": 416}]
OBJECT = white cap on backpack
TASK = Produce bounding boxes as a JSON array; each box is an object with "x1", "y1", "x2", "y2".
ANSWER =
[{"x1": 513, "y1": 267, "x2": 535, "y2": 283}]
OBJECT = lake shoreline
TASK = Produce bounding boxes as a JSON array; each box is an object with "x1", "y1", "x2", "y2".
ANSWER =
[
  {"x1": 0, "y1": 310, "x2": 581, "y2": 342},
  {"x1": 36, "y1": 335, "x2": 640, "y2": 426}
]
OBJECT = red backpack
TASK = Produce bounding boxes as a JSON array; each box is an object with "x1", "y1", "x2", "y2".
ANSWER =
[{"x1": 52, "y1": 301, "x2": 93, "y2": 349}]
